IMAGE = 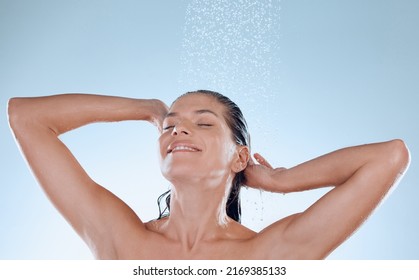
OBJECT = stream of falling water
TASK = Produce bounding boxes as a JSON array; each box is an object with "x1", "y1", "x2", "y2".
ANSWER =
[{"x1": 178, "y1": 0, "x2": 281, "y2": 229}]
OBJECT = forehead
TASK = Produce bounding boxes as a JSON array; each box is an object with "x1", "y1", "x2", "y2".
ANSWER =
[{"x1": 169, "y1": 94, "x2": 225, "y2": 115}]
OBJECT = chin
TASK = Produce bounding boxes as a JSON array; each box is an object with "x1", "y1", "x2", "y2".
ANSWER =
[
  {"x1": 160, "y1": 155, "x2": 230, "y2": 185},
  {"x1": 161, "y1": 160, "x2": 203, "y2": 182}
]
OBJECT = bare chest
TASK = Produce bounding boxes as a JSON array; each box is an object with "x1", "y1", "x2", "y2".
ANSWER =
[{"x1": 114, "y1": 233, "x2": 256, "y2": 260}]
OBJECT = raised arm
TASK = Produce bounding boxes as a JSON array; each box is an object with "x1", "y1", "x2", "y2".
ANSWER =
[
  {"x1": 7, "y1": 94, "x2": 168, "y2": 258},
  {"x1": 246, "y1": 140, "x2": 410, "y2": 259}
]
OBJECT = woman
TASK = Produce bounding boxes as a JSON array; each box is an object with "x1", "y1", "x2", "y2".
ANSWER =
[{"x1": 8, "y1": 90, "x2": 409, "y2": 259}]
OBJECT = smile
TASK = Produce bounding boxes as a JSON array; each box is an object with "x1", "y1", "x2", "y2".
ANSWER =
[{"x1": 167, "y1": 143, "x2": 202, "y2": 154}]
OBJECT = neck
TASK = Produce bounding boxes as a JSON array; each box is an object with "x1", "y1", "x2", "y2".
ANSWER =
[{"x1": 163, "y1": 178, "x2": 233, "y2": 250}]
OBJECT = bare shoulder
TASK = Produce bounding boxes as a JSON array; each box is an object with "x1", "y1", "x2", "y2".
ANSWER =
[
  {"x1": 225, "y1": 220, "x2": 258, "y2": 240},
  {"x1": 250, "y1": 214, "x2": 303, "y2": 259}
]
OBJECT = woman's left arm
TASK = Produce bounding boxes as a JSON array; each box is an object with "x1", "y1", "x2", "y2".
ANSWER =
[{"x1": 246, "y1": 139, "x2": 410, "y2": 259}]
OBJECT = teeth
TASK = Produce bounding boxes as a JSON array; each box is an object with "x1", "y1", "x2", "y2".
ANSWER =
[{"x1": 172, "y1": 146, "x2": 199, "y2": 152}]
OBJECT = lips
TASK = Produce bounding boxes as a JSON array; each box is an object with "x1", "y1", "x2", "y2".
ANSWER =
[{"x1": 167, "y1": 142, "x2": 202, "y2": 154}]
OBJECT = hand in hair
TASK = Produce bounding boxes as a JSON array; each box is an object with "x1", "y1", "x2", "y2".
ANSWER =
[{"x1": 244, "y1": 153, "x2": 287, "y2": 192}]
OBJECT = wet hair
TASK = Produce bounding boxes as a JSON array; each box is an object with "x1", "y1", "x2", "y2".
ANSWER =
[{"x1": 157, "y1": 90, "x2": 250, "y2": 223}]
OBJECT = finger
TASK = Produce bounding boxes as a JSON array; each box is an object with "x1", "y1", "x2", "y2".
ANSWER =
[{"x1": 254, "y1": 153, "x2": 274, "y2": 169}]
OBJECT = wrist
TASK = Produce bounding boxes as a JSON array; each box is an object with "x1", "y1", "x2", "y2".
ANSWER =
[
  {"x1": 265, "y1": 167, "x2": 289, "y2": 193},
  {"x1": 142, "y1": 99, "x2": 168, "y2": 131}
]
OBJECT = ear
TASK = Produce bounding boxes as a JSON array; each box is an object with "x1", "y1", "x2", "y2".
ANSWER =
[{"x1": 232, "y1": 146, "x2": 250, "y2": 173}]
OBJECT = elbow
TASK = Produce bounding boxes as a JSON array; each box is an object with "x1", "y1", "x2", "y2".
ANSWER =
[
  {"x1": 387, "y1": 139, "x2": 410, "y2": 173},
  {"x1": 7, "y1": 97, "x2": 39, "y2": 134},
  {"x1": 8, "y1": 97, "x2": 59, "y2": 136},
  {"x1": 7, "y1": 97, "x2": 24, "y2": 131}
]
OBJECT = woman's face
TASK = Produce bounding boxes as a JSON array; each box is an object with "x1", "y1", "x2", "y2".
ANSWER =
[{"x1": 158, "y1": 94, "x2": 238, "y2": 187}]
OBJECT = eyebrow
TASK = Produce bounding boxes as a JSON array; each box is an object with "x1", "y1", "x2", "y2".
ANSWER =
[{"x1": 165, "y1": 109, "x2": 220, "y2": 119}]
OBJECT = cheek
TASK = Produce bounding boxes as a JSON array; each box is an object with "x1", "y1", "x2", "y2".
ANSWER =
[
  {"x1": 218, "y1": 127, "x2": 237, "y2": 161},
  {"x1": 158, "y1": 134, "x2": 169, "y2": 160},
  {"x1": 205, "y1": 137, "x2": 236, "y2": 168},
  {"x1": 158, "y1": 135, "x2": 172, "y2": 175}
]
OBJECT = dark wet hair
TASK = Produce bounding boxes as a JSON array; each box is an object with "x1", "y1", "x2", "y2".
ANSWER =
[{"x1": 157, "y1": 90, "x2": 250, "y2": 223}]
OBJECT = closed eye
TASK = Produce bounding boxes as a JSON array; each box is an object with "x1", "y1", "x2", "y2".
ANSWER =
[
  {"x1": 163, "y1": 124, "x2": 213, "y2": 130},
  {"x1": 198, "y1": 124, "x2": 213, "y2": 127}
]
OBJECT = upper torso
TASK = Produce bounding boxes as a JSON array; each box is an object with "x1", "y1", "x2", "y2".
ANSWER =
[{"x1": 96, "y1": 218, "x2": 276, "y2": 260}]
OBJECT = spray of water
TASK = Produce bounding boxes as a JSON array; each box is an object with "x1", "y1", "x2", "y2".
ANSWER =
[
  {"x1": 179, "y1": 0, "x2": 280, "y2": 105},
  {"x1": 178, "y1": 0, "x2": 281, "y2": 229}
]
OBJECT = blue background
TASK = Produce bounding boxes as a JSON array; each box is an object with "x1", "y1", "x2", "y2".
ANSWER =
[{"x1": 1, "y1": 0, "x2": 418, "y2": 259}]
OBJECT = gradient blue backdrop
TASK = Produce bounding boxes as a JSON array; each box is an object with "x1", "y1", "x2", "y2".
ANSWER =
[{"x1": 1, "y1": 0, "x2": 418, "y2": 259}]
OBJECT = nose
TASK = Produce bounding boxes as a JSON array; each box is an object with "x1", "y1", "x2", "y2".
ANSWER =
[{"x1": 171, "y1": 122, "x2": 190, "y2": 136}]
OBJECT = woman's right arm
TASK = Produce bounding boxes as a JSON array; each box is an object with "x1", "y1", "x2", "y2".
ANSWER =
[{"x1": 7, "y1": 93, "x2": 168, "y2": 258}]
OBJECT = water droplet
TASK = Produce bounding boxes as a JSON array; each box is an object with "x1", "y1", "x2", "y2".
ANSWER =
[{"x1": 178, "y1": 0, "x2": 281, "y2": 114}]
